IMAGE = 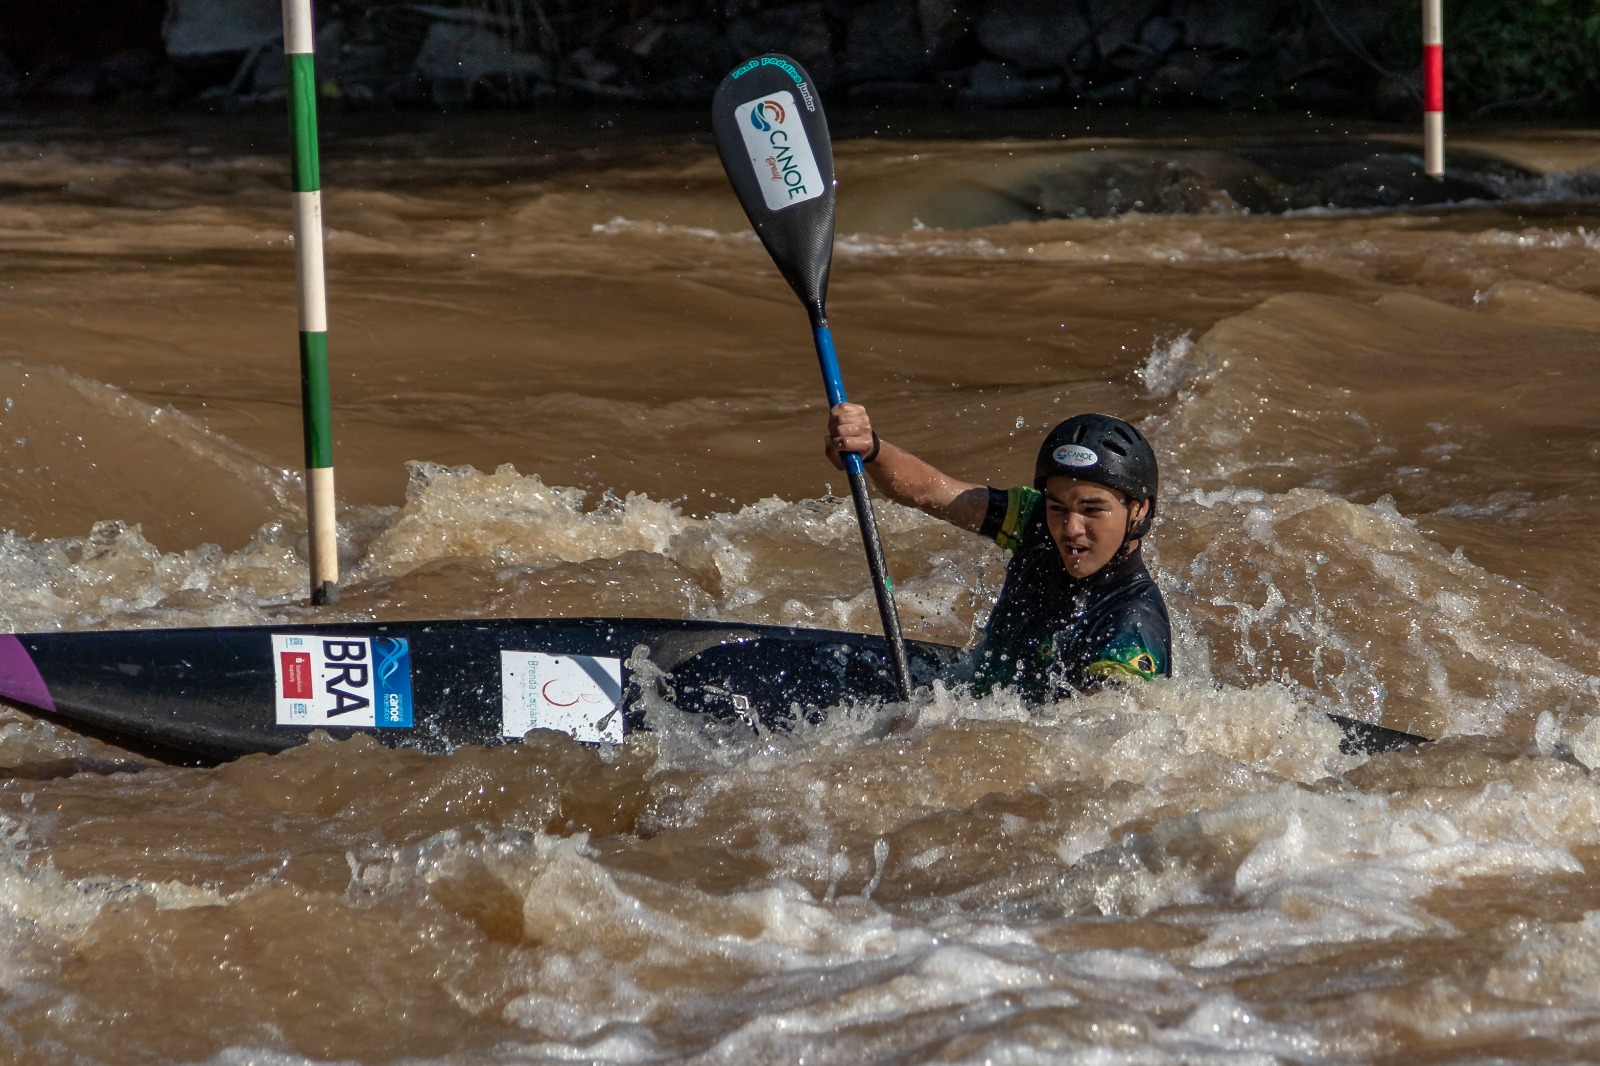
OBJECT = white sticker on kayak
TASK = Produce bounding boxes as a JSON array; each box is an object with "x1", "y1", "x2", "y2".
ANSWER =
[
  {"x1": 272, "y1": 633, "x2": 414, "y2": 729},
  {"x1": 500, "y1": 651, "x2": 623, "y2": 744},
  {"x1": 734, "y1": 90, "x2": 824, "y2": 211}
]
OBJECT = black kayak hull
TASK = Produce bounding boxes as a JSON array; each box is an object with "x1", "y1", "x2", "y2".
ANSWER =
[
  {"x1": 0, "y1": 618, "x2": 953, "y2": 764},
  {"x1": 0, "y1": 618, "x2": 1424, "y2": 764}
]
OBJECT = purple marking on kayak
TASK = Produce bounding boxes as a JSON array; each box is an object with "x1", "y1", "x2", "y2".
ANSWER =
[{"x1": 0, "y1": 636, "x2": 55, "y2": 713}]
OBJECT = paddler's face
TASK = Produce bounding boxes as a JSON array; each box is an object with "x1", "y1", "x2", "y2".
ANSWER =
[{"x1": 1042, "y1": 476, "x2": 1146, "y2": 579}]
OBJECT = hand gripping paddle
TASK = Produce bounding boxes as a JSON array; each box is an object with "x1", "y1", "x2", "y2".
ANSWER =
[{"x1": 712, "y1": 54, "x2": 915, "y2": 704}]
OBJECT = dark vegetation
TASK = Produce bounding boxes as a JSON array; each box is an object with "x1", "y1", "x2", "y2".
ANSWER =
[
  {"x1": 0, "y1": 0, "x2": 1595, "y2": 118},
  {"x1": 1416, "y1": 0, "x2": 1600, "y2": 116}
]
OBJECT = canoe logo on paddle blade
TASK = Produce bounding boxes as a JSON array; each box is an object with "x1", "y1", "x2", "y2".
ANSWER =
[{"x1": 734, "y1": 89, "x2": 824, "y2": 212}]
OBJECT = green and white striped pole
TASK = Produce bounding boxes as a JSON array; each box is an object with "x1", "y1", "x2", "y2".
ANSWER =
[{"x1": 283, "y1": 0, "x2": 339, "y2": 605}]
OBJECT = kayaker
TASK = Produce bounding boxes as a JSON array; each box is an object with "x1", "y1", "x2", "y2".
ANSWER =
[{"x1": 826, "y1": 403, "x2": 1171, "y2": 700}]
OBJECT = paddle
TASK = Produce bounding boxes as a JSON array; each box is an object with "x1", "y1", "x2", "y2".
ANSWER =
[{"x1": 712, "y1": 54, "x2": 915, "y2": 704}]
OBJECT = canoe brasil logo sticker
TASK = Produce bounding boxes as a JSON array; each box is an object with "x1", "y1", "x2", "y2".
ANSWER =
[
  {"x1": 271, "y1": 633, "x2": 414, "y2": 729},
  {"x1": 500, "y1": 651, "x2": 624, "y2": 745},
  {"x1": 1053, "y1": 444, "x2": 1099, "y2": 468},
  {"x1": 734, "y1": 89, "x2": 824, "y2": 212}
]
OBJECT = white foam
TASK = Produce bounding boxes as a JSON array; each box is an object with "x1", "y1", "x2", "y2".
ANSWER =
[
  {"x1": 1167, "y1": 994, "x2": 1321, "y2": 1061},
  {"x1": 0, "y1": 519, "x2": 313, "y2": 632},
  {"x1": 357, "y1": 462, "x2": 689, "y2": 582},
  {"x1": 197, "y1": 1051, "x2": 340, "y2": 1066},
  {"x1": 1137, "y1": 331, "x2": 1199, "y2": 398},
  {"x1": 1184, "y1": 781, "x2": 1589, "y2": 967},
  {"x1": 1485, "y1": 911, "x2": 1600, "y2": 1006}
]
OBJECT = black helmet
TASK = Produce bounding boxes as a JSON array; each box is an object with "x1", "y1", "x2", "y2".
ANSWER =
[{"x1": 1034, "y1": 414, "x2": 1159, "y2": 538}]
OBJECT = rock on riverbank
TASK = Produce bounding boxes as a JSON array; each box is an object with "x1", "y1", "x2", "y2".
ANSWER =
[{"x1": 4, "y1": 0, "x2": 1422, "y2": 115}]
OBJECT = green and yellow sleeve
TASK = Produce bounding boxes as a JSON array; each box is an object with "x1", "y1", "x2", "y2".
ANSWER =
[{"x1": 979, "y1": 486, "x2": 1041, "y2": 551}]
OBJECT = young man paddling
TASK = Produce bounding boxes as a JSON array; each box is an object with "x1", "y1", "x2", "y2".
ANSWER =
[{"x1": 826, "y1": 404, "x2": 1171, "y2": 700}]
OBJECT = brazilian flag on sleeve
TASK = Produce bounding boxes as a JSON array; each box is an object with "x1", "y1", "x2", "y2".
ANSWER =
[{"x1": 1082, "y1": 632, "x2": 1165, "y2": 682}]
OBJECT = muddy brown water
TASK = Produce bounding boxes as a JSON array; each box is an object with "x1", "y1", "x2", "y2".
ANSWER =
[{"x1": 0, "y1": 106, "x2": 1599, "y2": 1063}]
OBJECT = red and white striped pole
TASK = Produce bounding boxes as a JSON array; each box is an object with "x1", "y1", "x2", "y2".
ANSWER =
[
  {"x1": 1423, "y1": 0, "x2": 1444, "y2": 178},
  {"x1": 283, "y1": 0, "x2": 340, "y2": 605}
]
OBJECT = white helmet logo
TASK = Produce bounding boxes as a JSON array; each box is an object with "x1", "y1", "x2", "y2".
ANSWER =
[{"x1": 1053, "y1": 444, "x2": 1099, "y2": 468}]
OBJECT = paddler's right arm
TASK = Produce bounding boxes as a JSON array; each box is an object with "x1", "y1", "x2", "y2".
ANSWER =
[{"x1": 825, "y1": 402, "x2": 990, "y2": 533}]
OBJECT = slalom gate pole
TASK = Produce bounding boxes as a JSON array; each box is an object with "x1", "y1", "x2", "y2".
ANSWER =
[
  {"x1": 1423, "y1": 0, "x2": 1444, "y2": 179},
  {"x1": 283, "y1": 0, "x2": 339, "y2": 605}
]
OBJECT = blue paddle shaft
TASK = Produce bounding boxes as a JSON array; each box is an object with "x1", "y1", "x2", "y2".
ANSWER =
[
  {"x1": 813, "y1": 322, "x2": 849, "y2": 406},
  {"x1": 813, "y1": 323, "x2": 867, "y2": 475}
]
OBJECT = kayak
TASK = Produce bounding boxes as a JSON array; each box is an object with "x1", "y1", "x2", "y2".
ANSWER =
[
  {"x1": 0, "y1": 618, "x2": 949, "y2": 764},
  {"x1": 0, "y1": 618, "x2": 1424, "y2": 764}
]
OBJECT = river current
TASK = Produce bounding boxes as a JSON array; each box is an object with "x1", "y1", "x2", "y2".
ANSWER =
[{"x1": 1, "y1": 105, "x2": 1599, "y2": 1063}]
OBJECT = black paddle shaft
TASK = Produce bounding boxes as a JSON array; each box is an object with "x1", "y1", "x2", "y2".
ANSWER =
[
  {"x1": 841, "y1": 439, "x2": 916, "y2": 701},
  {"x1": 713, "y1": 54, "x2": 914, "y2": 703}
]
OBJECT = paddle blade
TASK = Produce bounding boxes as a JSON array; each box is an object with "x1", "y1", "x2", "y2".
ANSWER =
[{"x1": 712, "y1": 54, "x2": 837, "y2": 312}]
